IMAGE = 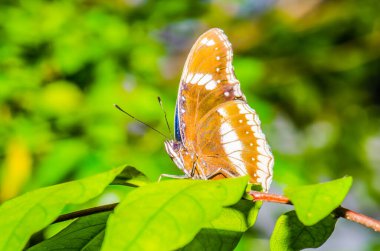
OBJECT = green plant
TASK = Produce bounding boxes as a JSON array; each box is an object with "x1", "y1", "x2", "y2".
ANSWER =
[
  {"x1": 1, "y1": 1, "x2": 379, "y2": 250},
  {"x1": 0, "y1": 166, "x2": 378, "y2": 251}
]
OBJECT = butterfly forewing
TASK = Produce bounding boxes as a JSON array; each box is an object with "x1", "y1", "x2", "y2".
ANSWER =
[
  {"x1": 166, "y1": 28, "x2": 274, "y2": 192},
  {"x1": 176, "y1": 28, "x2": 246, "y2": 144}
]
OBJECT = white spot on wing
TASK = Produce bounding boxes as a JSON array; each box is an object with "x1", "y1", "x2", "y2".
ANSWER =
[
  {"x1": 256, "y1": 170, "x2": 267, "y2": 183},
  {"x1": 219, "y1": 121, "x2": 247, "y2": 176},
  {"x1": 257, "y1": 162, "x2": 267, "y2": 172},
  {"x1": 247, "y1": 120, "x2": 255, "y2": 126},
  {"x1": 257, "y1": 155, "x2": 270, "y2": 166},
  {"x1": 217, "y1": 107, "x2": 228, "y2": 117},
  {"x1": 245, "y1": 114, "x2": 254, "y2": 121},
  {"x1": 227, "y1": 50, "x2": 232, "y2": 59},
  {"x1": 254, "y1": 131, "x2": 265, "y2": 139},
  {"x1": 235, "y1": 101, "x2": 273, "y2": 191},
  {"x1": 205, "y1": 80, "x2": 217, "y2": 90},
  {"x1": 222, "y1": 131, "x2": 239, "y2": 145},
  {"x1": 227, "y1": 73, "x2": 234, "y2": 82},
  {"x1": 198, "y1": 74, "x2": 212, "y2": 86},
  {"x1": 185, "y1": 73, "x2": 193, "y2": 84},
  {"x1": 237, "y1": 104, "x2": 245, "y2": 112},
  {"x1": 251, "y1": 126, "x2": 259, "y2": 133},
  {"x1": 201, "y1": 37, "x2": 216, "y2": 46},
  {"x1": 191, "y1": 73, "x2": 203, "y2": 84},
  {"x1": 233, "y1": 84, "x2": 243, "y2": 96},
  {"x1": 257, "y1": 141, "x2": 266, "y2": 155},
  {"x1": 219, "y1": 121, "x2": 230, "y2": 134},
  {"x1": 206, "y1": 39, "x2": 215, "y2": 46}
]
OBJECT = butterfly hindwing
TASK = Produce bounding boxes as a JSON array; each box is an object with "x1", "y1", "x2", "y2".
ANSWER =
[{"x1": 194, "y1": 100, "x2": 273, "y2": 191}]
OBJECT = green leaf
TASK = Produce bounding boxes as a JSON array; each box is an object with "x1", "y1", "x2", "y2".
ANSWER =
[
  {"x1": 28, "y1": 212, "x2": 110, "y2": 251},
  {"x1": 110, "y1": 165, "x2": 150, "y2": 187},
  {"x1": 284, "y1": 176, "x2": 352, "y2": 225},
  {"x1": 179, "y1": 229, "x2": 243, "y2": 251},
  {"x1": 0, "y1": 166, "x2": 124, "y2": 251},
  {"x1": 101, "y1": 176, "x2": 249, "y2": 251},
  {"x1": 204, "y1": 199, "x2": 262, "y2": 232},
  {"x1": 181, "y1": 200, "x2": 262, "y2": 251},
  {"x1": 270, "y1": 211, "x2": 337, "y2": 251}
]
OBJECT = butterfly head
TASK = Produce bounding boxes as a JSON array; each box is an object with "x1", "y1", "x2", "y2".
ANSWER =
[{"x1": 164, "y1": 140, "x2": 185, "y2": 172}]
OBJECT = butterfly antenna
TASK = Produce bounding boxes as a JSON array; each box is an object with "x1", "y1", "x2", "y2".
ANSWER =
[
  {"x1": 114, "y1": 104, "x2": 170, "y2": 139},
  {"x1": 157, "y1": 96, "x2": 172, "y2": 135}
]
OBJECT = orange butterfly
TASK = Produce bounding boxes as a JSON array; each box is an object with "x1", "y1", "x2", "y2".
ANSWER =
[{"x1": 165, "y1": 28, "x2": 273, "y2": 191}]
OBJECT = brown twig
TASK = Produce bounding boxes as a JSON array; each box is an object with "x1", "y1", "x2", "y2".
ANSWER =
[
  {"x1": 335, "y1": 206, "x2": 380, "y2": 232},
  {"x1": 53, "y1": 203, "x2": 118, "y2": 224},
  {"x1": 51, "y1": 191, "x2": 380, "y2": 233},
  {"x1": 249, "y1": 191, "x2": 292, "y2": 205},
  {"x1": 27, "y1": 203, "x2": 119, "y2": 248},
  {"x1": 249, "y1": 191, "x2": 380, "y2": 232}
]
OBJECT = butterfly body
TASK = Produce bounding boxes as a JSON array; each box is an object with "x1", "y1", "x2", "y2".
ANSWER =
[{"x1": 165, "y1": 28, "x2": 273, "y2": 191}]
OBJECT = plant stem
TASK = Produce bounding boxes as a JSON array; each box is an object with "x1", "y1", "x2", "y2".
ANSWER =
[
  {"x1": 52, "y1": 191, "x2": 380, "y2": 233},
  {"x1": 249, "y1": 191, "x2": 380, "y2": 232},
  {"x1": 249, "y1": 191, "x2": 291, "y2": 204},
  {"x1": 53, "y1": 203, "x2": 118, "y2": 224},
  {"x1": 334, "y1": 206, "x2": 380, "y2": 232}
]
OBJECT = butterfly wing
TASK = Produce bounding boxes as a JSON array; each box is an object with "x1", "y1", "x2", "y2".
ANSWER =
[
  {"x1": 195, "y1": 100, "x2": 274, "y2": 191},
  {"x1": 175, "y1": 28, "x2": 245, "y2": 144}
]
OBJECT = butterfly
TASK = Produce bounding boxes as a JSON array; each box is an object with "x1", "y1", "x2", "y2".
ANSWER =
[{"x1": 164, "y1": 28, "x2": 274, "y2": 191}]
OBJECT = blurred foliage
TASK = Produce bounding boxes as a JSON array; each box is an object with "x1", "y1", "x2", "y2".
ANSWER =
[{"x1": 0, "y1": 0, "x2": 379, "y2": 249}]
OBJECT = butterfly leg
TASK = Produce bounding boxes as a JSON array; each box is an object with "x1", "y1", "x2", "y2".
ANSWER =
[
  {"x1": 190, "y1": 161, "x2": 197, "y2": 177},
  {"x1": 197, "y1": 165, "x2": 208, "y2": 180},
  {"x1": 206, "y1": 168, "x2": 238, "y2": 180},
  {"x1": 190, "y1": 155, "x2": 207, "y2": 179}
]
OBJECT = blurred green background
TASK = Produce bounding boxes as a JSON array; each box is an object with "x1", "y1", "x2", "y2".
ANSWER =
[{"x1": 0, "y1": 0, "x2": 379, "y2": 250}]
